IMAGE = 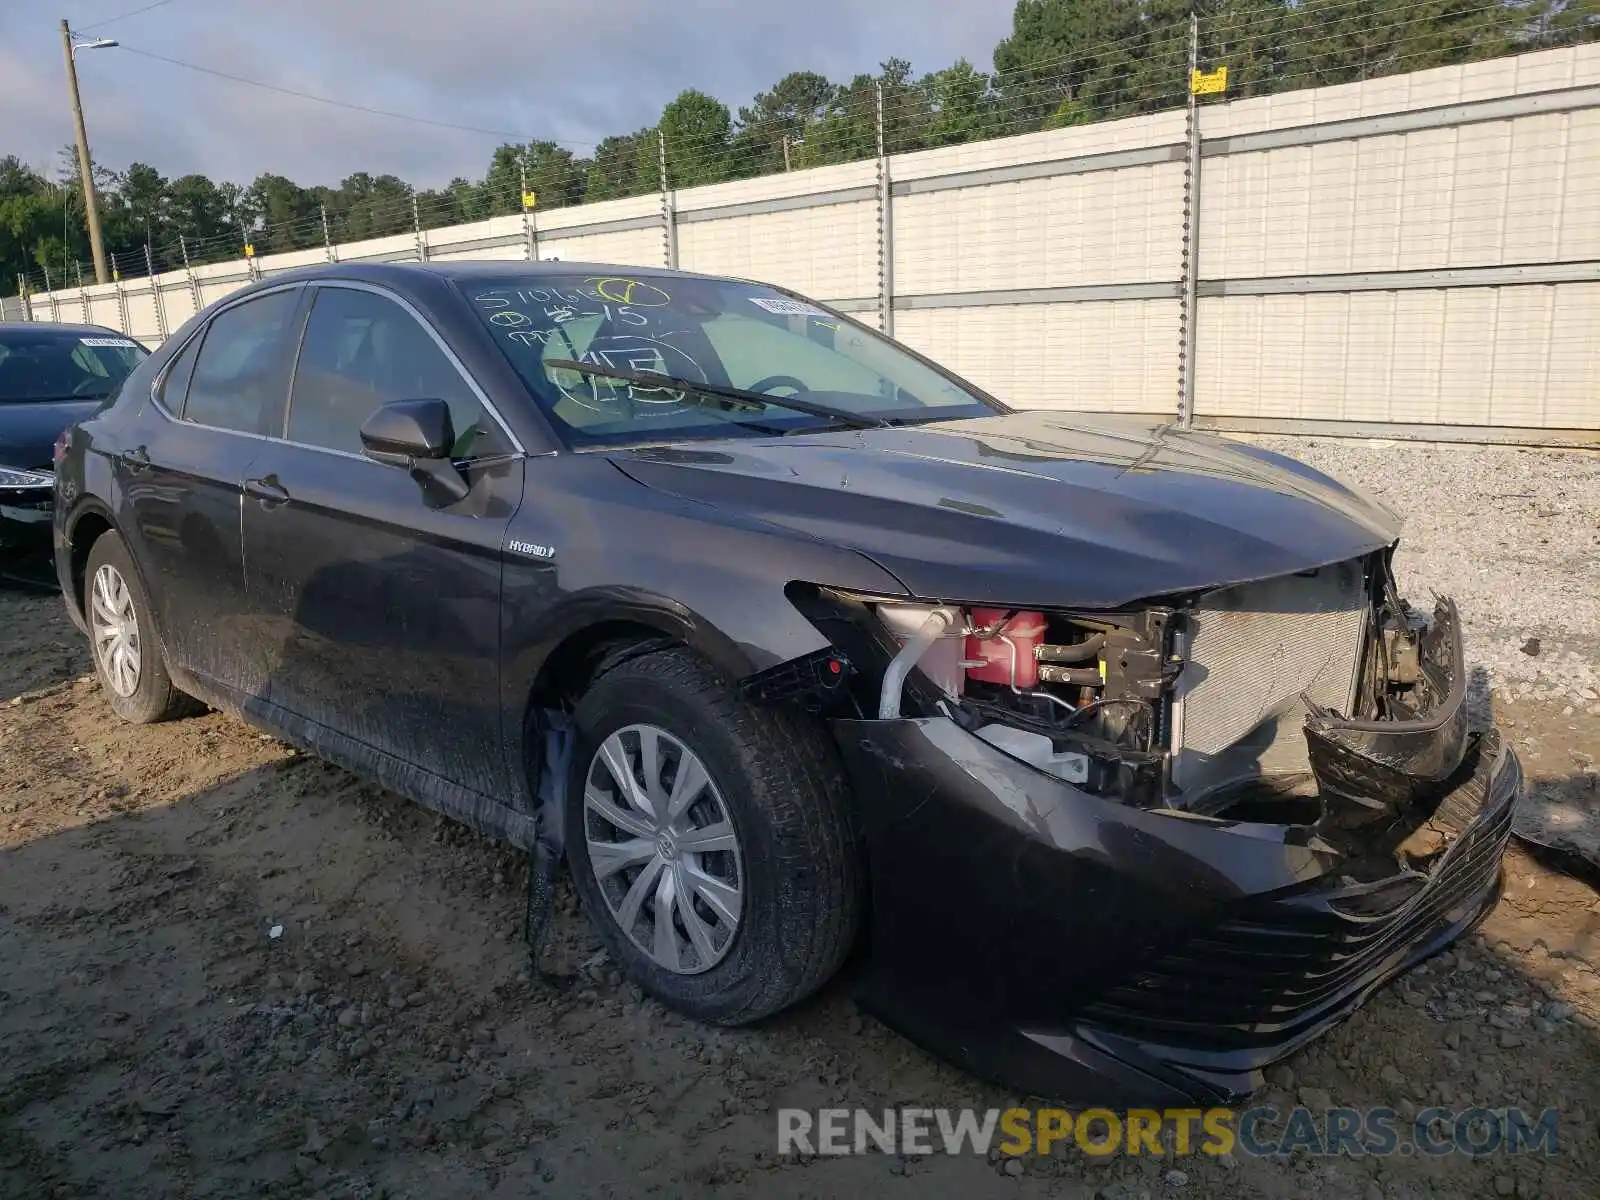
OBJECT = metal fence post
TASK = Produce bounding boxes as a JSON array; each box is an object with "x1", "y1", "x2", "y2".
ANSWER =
[
  {"x1": 875, "y1": 82, "x2": 895, "y2": 339},
  {"x1": 412, "y1": 192, "x2": 428, "y2": 262},
  {"x1": 42, "y1": 264, "x2": 60, "y2": 321},
  {"x1": 77, "y1": 262, "x2": 91, "y2": 323},
  {"x1": 1176, "y1": 10, "x2": 1202, "y2": 427},
  {"x1": 180, "y1": 235, "x2": 202, "y2": 315},
  {"x1": 520, "y1": 162, "x2": 539, "y2": 262},
  {"x1": 321, "y1": 204, "x2": 337, "y2": 263},
  {"x1": 658, "y1": 130, "x2": 677, "y2": 269},
  {"x1": 146, "y1": 244, "x2": 168, "y2": 342},
  {"x1": 111, "y1": 253, "x2": 130, "y2": 334}
]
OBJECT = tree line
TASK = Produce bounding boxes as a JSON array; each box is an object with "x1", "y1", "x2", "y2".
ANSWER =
[{"x1": 4, "y1": 0, "x2": 1594, "y2": 289}]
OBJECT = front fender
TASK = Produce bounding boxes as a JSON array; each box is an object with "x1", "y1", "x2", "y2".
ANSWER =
[{"x1": 496, "y1": 458, "x2": 909, "y2": 811}]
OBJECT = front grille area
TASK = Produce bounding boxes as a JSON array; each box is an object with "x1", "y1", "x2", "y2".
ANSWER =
[
  {"x1": 1087, "y1": 730, "x2": 1513, "y2": 1051},
  {"x1": 1170, "y1": 558, "x2": 1368, "y2": 800}
]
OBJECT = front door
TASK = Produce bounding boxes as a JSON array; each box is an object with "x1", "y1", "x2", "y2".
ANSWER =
[
  {"x1": 240, "y1": 283, "x2": 523, "y2": 799},
  {"x1": 121, "y1": 287, "x2": 305, "y2": 686}
]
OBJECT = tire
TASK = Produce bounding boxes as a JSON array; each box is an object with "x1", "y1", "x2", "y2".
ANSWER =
[
  {"x1": 566, "y1": 646, "x2": 862, "y2": 1025},
  {"x1": 83, "y1": 531, "x2": 202, "y2": 724}
]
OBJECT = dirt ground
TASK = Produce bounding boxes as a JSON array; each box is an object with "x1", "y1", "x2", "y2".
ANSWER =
[{"x1": 3, "y1": 578, "x2": 1598, "y2": 1200}]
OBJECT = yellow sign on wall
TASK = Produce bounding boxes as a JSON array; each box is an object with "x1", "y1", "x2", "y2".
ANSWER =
[
  {"x1": 1191, "y1": 66, "x2": 1229, "y2": 96},
  {"x1": 243, "y1": 243, "x2": 256, "y2": 258},
  {"x1": 522, "y1": 190, "x2": 538, "y2": 211}
]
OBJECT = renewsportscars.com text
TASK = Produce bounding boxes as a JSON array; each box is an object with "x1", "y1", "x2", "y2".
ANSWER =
[{"x1": 777, "y1": 1106, "x2": 1560, "y2": 1159}]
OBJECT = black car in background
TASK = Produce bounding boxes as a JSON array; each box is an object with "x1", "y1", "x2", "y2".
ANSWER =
[
  {"x1": 0, "y1": 322, "x2": 148, "y2": 560},
  {"x1": 50, "y1": 262, "x2": 1518, "y2": 1104}
]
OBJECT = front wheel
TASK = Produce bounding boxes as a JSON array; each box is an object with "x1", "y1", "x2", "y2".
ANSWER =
[
  {"x1": 84, "y1": 532, "x2": 201, "y2": 724},
  {"x1": 565, "y1": 646, "x2": 863, "y2": 1024}
]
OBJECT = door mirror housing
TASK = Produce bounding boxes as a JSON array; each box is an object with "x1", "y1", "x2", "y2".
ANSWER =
[
  {"x1": 359, "y1": 398, "x2": 470, "y2": 505},
  {"x1": 359, "y1": 398, "x2": 455, "y2": 462}
]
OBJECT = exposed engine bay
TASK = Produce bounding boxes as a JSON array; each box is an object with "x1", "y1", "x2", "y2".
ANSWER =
[{"x1": 781, "y1": 548, "x2": 1471, "y2": 843}]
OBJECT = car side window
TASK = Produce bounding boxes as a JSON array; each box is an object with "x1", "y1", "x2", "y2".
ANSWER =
[
  {"x1": 159, "y1": 333, "x2": 203, "y2": 414},
  {"x1": 184, "y1": 290, "x2": 303, "y2": 434},
  {"x1": 288, "y1": 287, "x2": 489, "y2": 458}
]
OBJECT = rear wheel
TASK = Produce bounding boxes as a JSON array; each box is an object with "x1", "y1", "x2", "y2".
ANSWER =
[
  {"x1": 566, "y1": 646, "x2": 862, "y2": 1024},
  {"x1": 84, "y1": 532, "x2": 201, "y2": 724}
]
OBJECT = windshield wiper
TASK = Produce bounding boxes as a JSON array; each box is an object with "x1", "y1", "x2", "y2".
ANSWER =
[{"x1": 543, "y1": 359, "x2": 889, "y2": 430}]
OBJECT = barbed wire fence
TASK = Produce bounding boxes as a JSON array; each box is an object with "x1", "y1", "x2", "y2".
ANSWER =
[
  {"x1": 7, "y1": 2, "x2": 1597, "y2": 435},
  {"x1": 11, "y1": 0, "x2": 1590, "y2": 300}
]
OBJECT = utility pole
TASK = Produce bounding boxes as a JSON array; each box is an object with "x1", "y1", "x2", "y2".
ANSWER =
[{"x1": 60, "y1": 19, "x2": 110, "y2": 284}]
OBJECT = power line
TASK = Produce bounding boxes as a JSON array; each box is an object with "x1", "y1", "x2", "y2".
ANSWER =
[
  {"x1": 79, "y1": 0, "x2": 181, "y2": 32},
  {"x1": 112, "y1": 42, "x2": 597, "y2": 150}
]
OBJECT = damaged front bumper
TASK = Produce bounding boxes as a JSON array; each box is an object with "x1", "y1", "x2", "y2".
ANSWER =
[{"x1": 832, "y1": 602, "x2": 1518, "y2": 1106}]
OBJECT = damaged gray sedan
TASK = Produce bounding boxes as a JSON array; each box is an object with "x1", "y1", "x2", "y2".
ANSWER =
[{"x1": 51, "y1": 261, "x2": 1517, "y2": 1105}]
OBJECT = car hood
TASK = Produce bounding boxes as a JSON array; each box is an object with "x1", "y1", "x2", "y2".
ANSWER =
[
  {"x1": 0, "y1": 398, "x2": 105, "y2": 470},
  {"x1": 607, "y1": 411, "x2": 1403, "y2": 609}
]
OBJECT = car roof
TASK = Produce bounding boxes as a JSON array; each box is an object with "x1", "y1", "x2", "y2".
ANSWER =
[
  {"x1": 244, "y1": 260, "x2": 747, "y2": 289},
  {"x1": 0, "y1": 321, "x2": 127, "y2": 337}
]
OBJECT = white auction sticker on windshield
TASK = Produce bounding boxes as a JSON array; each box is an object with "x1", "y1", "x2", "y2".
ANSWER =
[
  {"x1": 80, "y1": 337, "x2": 137, "y2": 347},
  {"x1": 748, "y1": 298, "x2": 829, "y2": 317}
]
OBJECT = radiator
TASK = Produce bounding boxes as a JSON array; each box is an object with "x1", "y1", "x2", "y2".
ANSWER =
[{"x1": 1169, "y1": 559, "x2": 1368, "y2": 802}]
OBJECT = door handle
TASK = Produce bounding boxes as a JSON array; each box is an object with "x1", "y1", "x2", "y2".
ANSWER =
[
  {"x1": 121, "y1": 445, "x2": 150, "y2": 473},
  {"x1": 244, "y1": 476, "x2": 290, "y2": 507}
]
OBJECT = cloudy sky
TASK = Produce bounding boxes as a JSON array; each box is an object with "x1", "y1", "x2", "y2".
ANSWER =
[{"x1": 1, "y1": 0, "x2": 1015, "y2": 188}]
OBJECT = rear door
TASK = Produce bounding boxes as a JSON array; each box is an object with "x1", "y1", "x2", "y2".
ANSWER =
[
  {"x1": 121, "y1": 286, "x2": 306, "y2": 686},
  {"x1": 239, "y1": 282, "x2": 524, "y2": 798}
]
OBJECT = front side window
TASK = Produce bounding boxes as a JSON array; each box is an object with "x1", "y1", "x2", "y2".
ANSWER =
[
  {"x1": 287, "y1": 287, "x2": 489, "y2": 458},
  {"x1": 185, "y1": 290, "x2": 302, "y2": 434},
  {"x1": 463, "y1": 272, "x2": 998, "y2": 448},
  {"x1": 0, "y1": 330, "x2": 147, "y2": 404}
]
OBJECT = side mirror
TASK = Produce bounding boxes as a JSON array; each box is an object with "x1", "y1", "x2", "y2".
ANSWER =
[
  {"x1": 359, "y1": 398, "x2": 470, "y2": 505},
  {"x1": 360, "y1": 398, "x2": 455, "y2": 461}
]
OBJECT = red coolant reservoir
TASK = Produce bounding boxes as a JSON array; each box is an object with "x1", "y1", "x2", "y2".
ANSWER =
[{"x1": 965, "y1": 609, "x2": 1047, "y2": 688}]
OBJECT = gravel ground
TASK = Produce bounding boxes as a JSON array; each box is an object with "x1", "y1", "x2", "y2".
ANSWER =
[
  {"x1": 3, "y1": 437, "x2": 1599, "y2": 1199},
  {"x1": 1245, "y1": 438, "x2": 1600, "y2": 710}
]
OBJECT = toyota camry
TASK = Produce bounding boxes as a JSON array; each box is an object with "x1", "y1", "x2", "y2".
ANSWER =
[{"x1": 52, "y1": 262, "x2": 1518, "y2": 1104}]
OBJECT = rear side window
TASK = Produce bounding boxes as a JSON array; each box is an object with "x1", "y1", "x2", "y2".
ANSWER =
[
  {"x1": 287, "y1": 286, "x2": 489, "y2": 458},
  {"x1": 159, "y1": 334, "x2": 202, "y2": 413},
  {"x1": 184, "y1": 290, "x2": 302, "y2": 434}
]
